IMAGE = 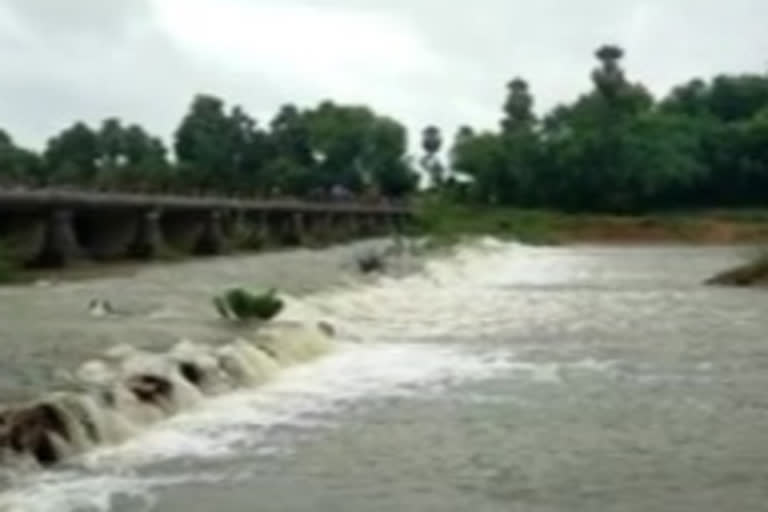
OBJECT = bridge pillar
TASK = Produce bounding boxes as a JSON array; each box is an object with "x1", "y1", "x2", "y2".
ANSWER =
[
  {"x1": 269, "y1": 212, "x2": 300, "y2": 246},
  {"x1": 361, "y1": 213, "x2": 378, "y2": 238},
  {"x1": 303, "y1": 211, "x2": 329, "y2": 247},
  {"x1": 129, "y1": 209, "x2": 165, "y2": 260},
  {"x1": 372, "y1": 213, "x2": 389, "y2": 236},
  {"x1": 323, "y1": 213, "x2": 339, "y2": 244},
  {"x1": 400, "y1": 213, "x2": 413, "y2": 234},
  {"x1": 32, "y1": 209, "x2": 82, "y2": 268},
  {"x1": 195, "y1": 210, "x2": 226, "y2": 255},
  {"x1": 247, "y1": 211, "x2": 271, "y2": 249},
  {"x1": 222, "y1": 209, "x2": 252, "y2": 249},
  {"x1": 308, "y1": 212, "x2": 332, "y2": 247},
  {"x1": 329, "y1": 212, "x2": 356, "y2": 241},
  {"x1": 347, "y1": 213, "x2": 362, "y2": 238},
  {"x1": 292, "y1": 212, "x2": 306, "y2": 245},
  {"x1": 385, "y1": 214, "x2": 401, "y2": 237}
]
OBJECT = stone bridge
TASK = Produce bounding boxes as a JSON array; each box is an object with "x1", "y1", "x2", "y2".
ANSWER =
[{"x1": 0, "y1": 189, "x2": 411, "y2": 267}]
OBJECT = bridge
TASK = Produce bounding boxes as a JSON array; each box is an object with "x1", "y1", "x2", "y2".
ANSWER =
[{"x1": 0, "y1": 189, "x2": 412, "y2": 268}]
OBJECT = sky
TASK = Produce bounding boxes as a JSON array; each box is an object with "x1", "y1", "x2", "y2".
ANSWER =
[{"x1": 1, "y1": 0, "x2": 767, "y2": 152}]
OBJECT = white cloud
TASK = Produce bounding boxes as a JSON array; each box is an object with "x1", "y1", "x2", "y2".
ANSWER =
[
  {"x1": 154, "y1": 0, "x2": 439, "y2": 76},
  {"x1": 0, "y1": 0, "x2": 767, "y2": 152},
  {"x1": 151, "y1": 0, "x2": 453, "y2": 146}
]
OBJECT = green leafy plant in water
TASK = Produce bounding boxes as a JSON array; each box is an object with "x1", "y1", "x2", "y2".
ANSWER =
[{"x1": 213, "y1": 287, "x2": 284, "y2": 321}]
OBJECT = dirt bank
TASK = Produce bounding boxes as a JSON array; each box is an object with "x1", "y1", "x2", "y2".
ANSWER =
[
  {"x1": 706, "y1": 255, "x2": 768, "y2": 287},
  {"x1": 555, "y1": 216, "x2": 768, "y2": 244},
  {"x1": 416, "y1": 202, "x2": 768, "y2": 246}
]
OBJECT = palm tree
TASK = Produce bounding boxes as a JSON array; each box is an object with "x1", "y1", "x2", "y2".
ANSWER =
[{"x1": 421, "y1": 125, "x2": 444, "y2": 187}]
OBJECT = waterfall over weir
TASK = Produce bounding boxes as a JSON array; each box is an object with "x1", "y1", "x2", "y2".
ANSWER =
[{"x1": 0, "y1": 321, "x2": 334, "y2": 470}]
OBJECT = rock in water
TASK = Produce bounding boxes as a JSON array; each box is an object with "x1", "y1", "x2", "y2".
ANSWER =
[
  {"x1": 357, "y1": 253, "x2": 385, "y2": 274},
  {"x1": 706, "y1": 254, "x2": 768, "y2": 287},
  {"x1": 88, "y1": 299, "x2": 111, "y2": 317}
]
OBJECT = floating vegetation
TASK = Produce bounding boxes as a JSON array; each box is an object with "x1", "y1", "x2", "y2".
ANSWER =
[{"x1": 213, "y1": 287, "x2": 284, "y2": 321}]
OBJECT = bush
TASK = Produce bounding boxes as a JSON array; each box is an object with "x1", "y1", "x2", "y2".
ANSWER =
[{"x1": 213, "y1": 287, "x2": 284, "y2": 321}]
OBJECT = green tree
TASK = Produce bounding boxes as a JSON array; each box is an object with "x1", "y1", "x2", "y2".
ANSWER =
[
  {"x1": 363, "y1": 116, "x2": 418, "y2": 198},
  {"x1": 302, "y1": 101, "x2": 417, "y2": 197},
  {"x1": 269, "y1": 104, "x2": 314, "y2": 167},
  {"x1": 228, "y1": 106, "x2": 273, "y2": 195},
  {"x1": 89, "y1": 119, "x2": 170, "y2": 191},
  {"x1": 175, "y1": 95, "x2": 273, "y2": 194},
  {"x1": 536, "y1": 46, "x2": 662, "y2": 211},
  {"x1": 44, "y1": 122, "x2": 100, "y2": 185},
  {"x1": 592, "y1": 45, "x2": 626, "y2": 99},
  {"x1": 175, "y1": 94, "x2": 236, "y2": 192},
  {"x1": 264, "y1": 104, "x2": 314, "y2": 195},
  {"x1": 452, "y1": 131, "x2": 508, "y2": 204},
  {"x1": 660, "y1": 78, "x2": 710, "y2": 117},
  {"x1": 501, "y1": 78, "x2": 535, "y2": 133},
  {"x1": 707, "y1": 74, "x2": 768, "y2": 122},
  {"x1": 700, "y1": 107, "x2": 768, "y2": 205},
  {"x1": 0, "y1": 130, "x2": 42, "y2": 186}
]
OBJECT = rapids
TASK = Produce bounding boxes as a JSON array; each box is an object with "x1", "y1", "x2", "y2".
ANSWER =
[{"x1": 0, "y1": 239, "x2": 766, "y2": 512}]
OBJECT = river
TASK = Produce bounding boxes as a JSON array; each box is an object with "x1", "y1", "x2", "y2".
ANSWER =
[{"x1": 0, "y1": 240, "x2": 766, "y2": 512}]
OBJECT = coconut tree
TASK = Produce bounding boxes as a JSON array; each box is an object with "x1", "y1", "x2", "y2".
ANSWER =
[{"x1": 421, "y1": 125, "x2": 444, "y2": 187}]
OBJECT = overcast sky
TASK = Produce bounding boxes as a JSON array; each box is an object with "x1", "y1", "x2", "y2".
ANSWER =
[{"x1": 1, "y1": 0, "x2": 767, "y2": 151}]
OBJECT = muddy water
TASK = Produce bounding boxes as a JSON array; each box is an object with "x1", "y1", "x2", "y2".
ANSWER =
[{"x1": 1, "y1": 241, "x2": 767, "y2": 512}]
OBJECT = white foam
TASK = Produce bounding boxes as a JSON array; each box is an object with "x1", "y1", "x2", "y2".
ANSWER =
[
  {"x1": 0, "y1": 342, "x2": 521, "y2": 511},
  {"x1": 0, "y1": 470, "x2": 248, "y2": 512},
  {"x1": 79, "y1": 342, "x2": 516, "y2": 466}
]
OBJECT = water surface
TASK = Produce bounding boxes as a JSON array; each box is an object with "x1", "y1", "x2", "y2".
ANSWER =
[{"x1": 1, "y1": 242, "x2": 766, "y2": 512}]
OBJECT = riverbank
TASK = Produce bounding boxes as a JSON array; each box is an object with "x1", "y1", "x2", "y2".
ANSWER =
[
  {"x1": 706, "y1": 252, "x2": 768, "y2": 287},
  {"x1": 415, "y1": 201, "x2": 768, "y2": 246}
]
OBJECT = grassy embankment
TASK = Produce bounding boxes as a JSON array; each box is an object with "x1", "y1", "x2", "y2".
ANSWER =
[
  {"x1": 413, "y1": 199, "x2": 768, "y2": 286},
  {"x1": 414, "y1": 199, "x2": 768, "y2": 246}
]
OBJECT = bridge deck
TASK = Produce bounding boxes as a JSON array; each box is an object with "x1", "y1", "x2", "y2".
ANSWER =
[{"x1": 0, "y1": 188, "x2": 409, "y2": 214}]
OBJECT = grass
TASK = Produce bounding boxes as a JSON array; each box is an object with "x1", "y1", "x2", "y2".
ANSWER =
[
  {"x1": 411, "y1": 198, "x2": 768, "y2": 247},
  {"x1": 412, "y1": 199, "x2": 568, "y2": 246}
]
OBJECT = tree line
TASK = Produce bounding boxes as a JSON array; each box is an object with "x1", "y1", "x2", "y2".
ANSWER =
[
  {"x1": 443, "y1": 45, "x2": 768, "y2": 212},
  {"x1": 2, "y1": 45, "x2": 768, "y2": 211},
  {"x1": 0, "y1": 97, "x2": 419, "y2": 199}
]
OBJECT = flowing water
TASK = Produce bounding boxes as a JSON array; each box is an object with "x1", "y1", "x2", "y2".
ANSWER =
[{"x1": 0, "y1": 240, "x2": 766, "y2": 512}]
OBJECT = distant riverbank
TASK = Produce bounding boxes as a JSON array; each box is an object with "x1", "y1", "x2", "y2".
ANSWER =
[{"x1": 415, "y1": 201, "x2": 768, "y2": 246}]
